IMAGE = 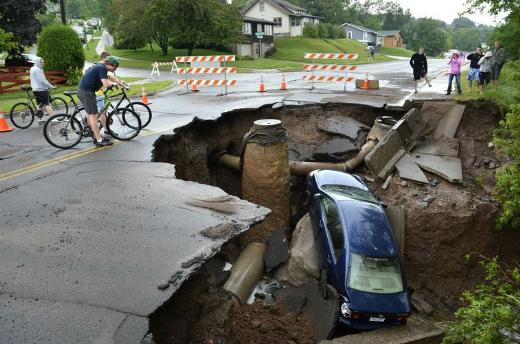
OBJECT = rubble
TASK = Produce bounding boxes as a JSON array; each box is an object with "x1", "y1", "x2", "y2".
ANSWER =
[{"x1": 264, "y1": 229, "x2": 289, "y2": 272}]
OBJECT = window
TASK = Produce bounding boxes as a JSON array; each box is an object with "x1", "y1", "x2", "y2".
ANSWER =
[
  {"x1": 265, "y1": 25, "x2": 273, "y2": 35},
  {"x1": 259, "y1": 0, "x2": 265, "y2": 12},
  {"x1": 243, "y1": 22, "x2": 252, "y2": 34},
  {"x1": 291, "y1": 17, "x2": 301, "y2": 27},
  {"x1": 321, "y1": 196, "x2": 345, "y2": 260},
  {"x1": 348, "y1": 254, "x2": 404, "y2": 294},
  {"x1": 257, "y1": 23, "x2": 263, "y2": 33},
  {"x1": 273, "y1": 17, "x2": 282, "y2": 27},
  {"x1": 347, "y1": 31, "x2": 353, "y2": 39}
]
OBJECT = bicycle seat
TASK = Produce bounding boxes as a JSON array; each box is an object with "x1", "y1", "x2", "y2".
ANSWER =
[
  {"x1": 21, "y1": 86, "x2": 31, "y2": 91},
  {"x1": 63, "y1": 91, "x2": 77, "y2": 96}
]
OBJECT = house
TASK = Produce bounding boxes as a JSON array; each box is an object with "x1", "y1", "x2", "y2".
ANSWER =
[
  {"x1": 377, "y1": 30, "x2": 404, "y2": 48},
  {"x1": 235, "y1": 16, "x2": 275, "y2": 58},
  {"x1": 339, "y1": 23, "x2": 379, "y2": 45},
  {"x1": 241, "y1": 0, "x2": 320, "y2": 37}
]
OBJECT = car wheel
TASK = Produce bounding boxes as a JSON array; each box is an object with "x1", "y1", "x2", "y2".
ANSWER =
[{"x1": 319, "y1": 269, "x2": 328, "y2": 299}]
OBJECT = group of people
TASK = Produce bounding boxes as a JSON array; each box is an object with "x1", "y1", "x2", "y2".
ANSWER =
[
  {"x1": 409, "y1": 41, "x2": 506, "y2": 95},
  {"x1": 29, "y1": 52, "x2": 125, "y2": 147}
]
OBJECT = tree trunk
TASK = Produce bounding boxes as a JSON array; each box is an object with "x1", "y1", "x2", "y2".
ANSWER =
[
  {"x1": 149, "y1": 41, "x2": 154, "y2": 52},
  {"x1": 59, "y1": 0, "x2": 66, "y2": 25},
  {"x1": 188, "y1": 44, "x2": 195, "y2": 56}
]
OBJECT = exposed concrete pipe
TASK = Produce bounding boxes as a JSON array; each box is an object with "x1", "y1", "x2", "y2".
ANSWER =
[
  {"x1": 223, "y1": 242, "x2": 266, "y2": 304},
  {"x1": 217, "y1": 119, "x2": 390, "y2": 176}
]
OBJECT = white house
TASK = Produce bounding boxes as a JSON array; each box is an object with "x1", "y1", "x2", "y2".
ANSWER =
[{"x1": 241, "y1": 0, "x2": 320, "y2": 37}]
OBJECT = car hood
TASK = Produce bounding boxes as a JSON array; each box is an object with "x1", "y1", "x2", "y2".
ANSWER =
[
  {"x1": 346, "y1": 288, "x2": 411, "y2": 314},
  {"x1": 339, "y1": 200, "x2": 398, "y2": 257}
]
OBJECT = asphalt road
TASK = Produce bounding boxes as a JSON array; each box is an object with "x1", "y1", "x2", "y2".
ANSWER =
[{"x1": 0, "y1": 59, "x2": 455, "y2": 343}]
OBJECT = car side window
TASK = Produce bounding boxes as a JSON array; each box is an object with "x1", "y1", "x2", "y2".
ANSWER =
[{"x1": 321, "y1": 195, "x2": 345, "y2": 260}]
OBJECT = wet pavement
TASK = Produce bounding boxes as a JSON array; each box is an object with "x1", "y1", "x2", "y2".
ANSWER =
[{"x1": 0, "y1": 58, "x2": 459, "y2": 343}]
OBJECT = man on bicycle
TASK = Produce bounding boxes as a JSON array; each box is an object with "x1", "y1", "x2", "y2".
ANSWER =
[
  {"x1": 77, "y1": 56, "x2": 123, "y2": 147},
  {"x1": 30, "y1": 57, "x2": 55, "y2": 124}
]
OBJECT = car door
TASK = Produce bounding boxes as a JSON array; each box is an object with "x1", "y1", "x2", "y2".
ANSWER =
[{"x1": 319, "y1": 195, "x2": 345, "y2": 288}]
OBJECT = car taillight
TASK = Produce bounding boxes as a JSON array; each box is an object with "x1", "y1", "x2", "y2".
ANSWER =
[
  {"x1": 351, "y1": 311, "x2": 363, "y2": 319},
  {"x1": 396, "y1": 314, "x2": 411, "y2": 321}
]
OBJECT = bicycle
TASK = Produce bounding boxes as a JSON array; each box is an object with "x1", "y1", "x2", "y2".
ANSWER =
[
  {"x1": 9, "y1": 86, "x2": 69, "y2": 129},
  {"x1": 79, "y1": 84, "x2": 152, "y2": 128},
  {"x1": 43, "y1": 88, "x2": 141, "y2": 149}
]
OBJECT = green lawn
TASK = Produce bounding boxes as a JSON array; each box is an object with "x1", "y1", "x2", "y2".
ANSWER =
[
  {"x1": 0, "y1": 77, "x2": 173, "y2": 113},
  {"x1": 83, "y1": 38, "x2": 396, "y2": 71},
  {"x1": 378, "y1": 47, "x2": 415, "y2": 58}
]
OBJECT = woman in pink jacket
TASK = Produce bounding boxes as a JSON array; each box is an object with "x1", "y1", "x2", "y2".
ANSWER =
[{"x1": 446, "y1": 52, "x2": 462, "y2": 95}]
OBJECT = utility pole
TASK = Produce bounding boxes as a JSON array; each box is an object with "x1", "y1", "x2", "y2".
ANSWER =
[{"x1": 59, "y1": 0, "x2": 66, "y2": 25}]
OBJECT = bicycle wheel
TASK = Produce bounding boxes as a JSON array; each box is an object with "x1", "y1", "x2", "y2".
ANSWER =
[
  {"x1": 125, "y1": 102, "x2": 152, "y2": 128},
  {"x1": 50, "y1": 96, "x2": 69, "y2": 115},
  {"x1": 9, "y1": 102, "x2": 35, "y2": 129},
  {"x1": 43, "y1": 114, "x2": 83, "y2": 149},
  {"x1": 106, "y1": 108, "x2": 141, "y2": 141}
]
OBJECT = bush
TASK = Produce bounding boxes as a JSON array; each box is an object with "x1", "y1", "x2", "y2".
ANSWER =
[
  {"x1": 494, "y1": 103, "x2": 520, "y2": 229},
  {"x1": 264, "y1": 46, "x2": 277, "y2": 58},
  {"x1": 443, "y1": 257, "x2": 520, "y2": 344},
  {"x1": 335, "y1": 27, "x2": 346, "y2": 38},
  {"x1": 37, "y1": 24, "x2": 85, "y2": 73},
  {"x1": 317, "y1": 23, "x2": 328, "y2": 38},
  {"x1": 66, "y1": 67, "x2": 83, "y2": 86},
  {"x1": 325, "y1": 23, "x2": 336, "y2": 39},
  {"x1": 303, "y1": 23, "x2": 318, "y2": 38}
]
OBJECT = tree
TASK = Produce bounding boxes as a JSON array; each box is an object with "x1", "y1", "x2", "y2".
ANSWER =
[
  {"x1": 463, "y1": 0, "x2": 518, "y2": 15},
  {"x1": 0, "y1": 0, "x2": 46, "y2": 51},
  {"x1": 406, "y1": 18, "x2": 448, "y2": 56},
  {"x1": 451, "y1": 28, "x2": 481, "y2": 51},
  {"x1": 144, "y1": 0, "x2": 177, "y2": 55},
  {"x1": 59, "y1": 0, "x2": 66, "y2": 24},
  {"x1": 0, "y1": 29, "x2": 16, "y2": 53},
  {"x1": 451, "y1": 16, "x2": 475, "y2": 29},
  {"x1": 37, "y1": 24, "x2": 85, "y2": 71},
  {"x1": 112, "y1": 0, "x2": 150, "y2": 50}
]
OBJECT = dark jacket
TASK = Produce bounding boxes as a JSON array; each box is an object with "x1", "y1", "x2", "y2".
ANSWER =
[
  {"x1": 493, "y1": 47, "x2": 506, "y2": 66},
  {"x1": 467, "y1": 52, "x2": 483, "y2": 69},
  {"x1": 410, "y1": 53, "x2": 428, "y2": 74}
]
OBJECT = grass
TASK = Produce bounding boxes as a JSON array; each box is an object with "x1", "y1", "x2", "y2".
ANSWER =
[
  {"x1": 0, "y1": 77, "x2": 173, "y2": 113},
  {"x1": 83, "y1": 37, "x2": 396, "y2": 71},
  {"x1": 378, "y1": 47, "x2": 415, "y2": 58}
]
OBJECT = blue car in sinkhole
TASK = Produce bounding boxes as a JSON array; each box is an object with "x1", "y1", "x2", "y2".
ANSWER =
[{"x1": 306, "y1": 170, "x2": 411, "y2": 330}]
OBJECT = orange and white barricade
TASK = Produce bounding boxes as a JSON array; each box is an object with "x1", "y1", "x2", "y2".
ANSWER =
[
  {"x1": 175, "y1": 55, "x2": 236, "y2": 95},
  {"x1": 150, "y1": 61, "x2": 178, "y2": 77},
  {"x1": 303, "y1": 52, "x2": 359, "y2": 91}
]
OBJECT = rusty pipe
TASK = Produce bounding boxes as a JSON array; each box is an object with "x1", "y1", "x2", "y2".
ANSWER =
[{"x1": 217, "y1": 153, "x2": 241, "y2": 171}]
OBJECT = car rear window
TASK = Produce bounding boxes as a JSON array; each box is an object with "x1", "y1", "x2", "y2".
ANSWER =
[
  {"x1": 348, "y1": 253, "x2": 404, "y2": 294},
  {"x1": 322, "y1": 185, "x2": 378, "y2": 204}
]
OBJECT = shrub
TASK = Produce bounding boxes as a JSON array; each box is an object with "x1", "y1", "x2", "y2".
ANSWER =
[
  {"x1": 335, "y1": 27, "x2": 346, "y2": 38},
  {"x1": 37, "y1": 24, "x2": 85, "y2": 73},
  {"x1": 264, "y1": 46, "x2": 277, "y2": 58},
  {"x1": 494, "y1": 103, "x2": 520, "y2": 229},
  {"x1": 325, "y1": 23, "x2": 336, "y2": 39},
  {"x1": 443, "y1": 257, "x2": 520, "y2": 344},
  {"x1": 303, "y1": 23, "x2": 318, "y2": 38},
  {"x1": 318, "y1": 23, "x2": 328, "y2": 38}
]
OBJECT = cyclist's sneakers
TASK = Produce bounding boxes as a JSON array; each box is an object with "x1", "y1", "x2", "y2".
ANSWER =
[
  {"x1": 101, "y1": 130, "x2": 111, "y2": 140},
  {"x1": 93, "y1": 138, "x2": 113, "y2": 147},
  {"x1": 38, "y1": 116, "x2": 49, "y2": 125}
]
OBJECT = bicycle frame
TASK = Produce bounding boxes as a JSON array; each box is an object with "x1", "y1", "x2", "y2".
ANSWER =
[{"x1": 22, "y1": 87, "x2": 60, "y2": 111}]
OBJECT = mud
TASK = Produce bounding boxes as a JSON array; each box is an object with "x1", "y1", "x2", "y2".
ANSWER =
[{"x1": 152, "y1": 100, "x2": 520, "y2": 340}]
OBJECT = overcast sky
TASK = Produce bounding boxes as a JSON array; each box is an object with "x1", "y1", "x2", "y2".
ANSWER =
[{"x1": 395, "y1": 0, "x2": 506, "y2": 26}]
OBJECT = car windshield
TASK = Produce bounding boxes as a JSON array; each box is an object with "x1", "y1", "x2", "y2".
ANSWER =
[
  {"x1": 322, "y1": 184, "x2": 378, "y2": 204},
  {"x1": 348, "y1": 253, "x2": 404, "y2": 294}
]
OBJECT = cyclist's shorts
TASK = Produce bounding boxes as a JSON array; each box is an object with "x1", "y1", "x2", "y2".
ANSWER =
[
  {"x1": 78, "y1": 87, "x2": 98, "y2": 114},
  {"x1": 33, "y1": 90, "x2": 50, "y2": 106}
]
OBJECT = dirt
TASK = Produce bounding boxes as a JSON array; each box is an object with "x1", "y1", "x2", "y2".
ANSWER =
[
  {"x1": 151, "y1": 100, "x2": 520, "y2": 340},
  {"x1": 150, "y1": 257, "x2": 316, "y2": 344}
]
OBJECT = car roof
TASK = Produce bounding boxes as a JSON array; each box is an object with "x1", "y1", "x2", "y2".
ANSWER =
[
  {"x1": 338, "y1": 199, "x2": 398, "y2": 257},
  {"x1": 313, "y1": 170, "x2": 368, "y2": 191}
]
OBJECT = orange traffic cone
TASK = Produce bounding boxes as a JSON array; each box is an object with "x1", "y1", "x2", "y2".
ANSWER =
[
  {"x1": 141, "y1": 85, "x2": 150, "y2": 105},
  {"x1": 280, "y1": 74, "x2": 287, "y2": 91},
  {"x1": 191, "y1": 84, "x2": 199, "y2": 92},
  {"x1": 0, "y1": 112, "x2": 14, "y2": 133},
  {"x1": 361, "y1": 73, "x2": 369, "y2": 90},
  {"x1": 259, "y1": 75, "x2": 266, "y2": 93}
]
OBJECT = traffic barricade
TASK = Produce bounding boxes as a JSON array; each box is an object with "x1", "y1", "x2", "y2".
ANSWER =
[
  {"x1": 150, "y1": 61, "x2": 178, "y2": 77},
  {"x1": 175, "y1": 55, "x2": 236, "y2": 96},
  {"x1": 303, "y1": 52, "x2": 359, "y2": 91}
]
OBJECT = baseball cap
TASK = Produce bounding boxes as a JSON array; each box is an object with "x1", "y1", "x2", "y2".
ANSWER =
[{"x1": 106, "y1": 56, "x2": 120, "y2": 66}]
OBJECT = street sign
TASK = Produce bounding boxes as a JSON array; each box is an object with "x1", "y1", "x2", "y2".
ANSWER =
[{"x1": 255, "y1": 32, "x2": 264, "y2": 39}]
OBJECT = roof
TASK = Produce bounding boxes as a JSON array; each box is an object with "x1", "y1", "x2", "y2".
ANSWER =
[
  {"x1": 242, "y1": 0, "x2": 315, "y2": 17},
  {"x1": 243, "y1": 16, "x2": 276, "y2": 25},
  {"x1": 340, "y1": 23, "x2": 378, "y2": 34},
  {"x1": 377, "y1": 30, "x2": 400, "y2": 37}
]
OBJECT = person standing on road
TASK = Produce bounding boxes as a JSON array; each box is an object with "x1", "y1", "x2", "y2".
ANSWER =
[
  {"x1": 77, "y1": 56, "x2": 120, "y2": 147},
  {"x1": 491, "y1": 41, "x2": 506, "y2": 90},
  {"x1": 410, "y1": 47, "x2": 432, "y2": 93},
  {"x1": 446, "y1": 52, "x2": 462, "y2": 96},
  {"x1": 466, "y1": 47, "x2": 483, "y2": 92},
  {"x1": 29, "y1": 57, "x2": 55, "y2": 124},
  {"x1": 478, "y1": 51, "x2": 493, "y2": 94}
]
